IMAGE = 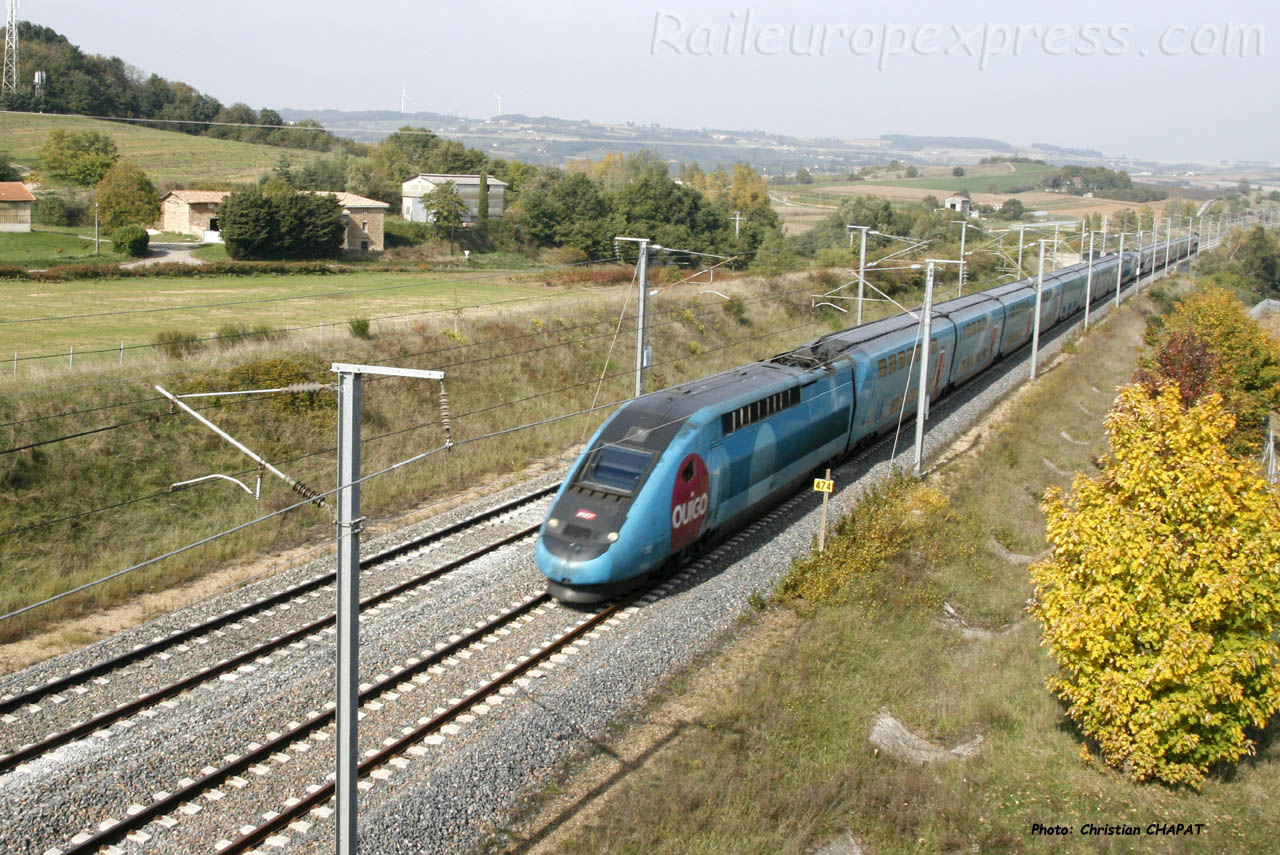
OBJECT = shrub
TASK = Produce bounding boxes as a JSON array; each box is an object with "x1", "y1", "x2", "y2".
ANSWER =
[
  {"x1": 347, "y1": 317, "x2": 372, "y2": 340},
  {"x1": 32, "y1": 193, "x2": 88, "y2": 227},
  {"x1": 110, "y1": 225, "x2": 150, "y2": 257},
  {"x1": 723, "y1": 294, "x2": 750, "y2": 325},
  {"x1": 1031, "y1": 385, "x2": 1280, "y2": 788},
  {"x1": 153, "y1": 330, "x2": 204, "y2": 359}
]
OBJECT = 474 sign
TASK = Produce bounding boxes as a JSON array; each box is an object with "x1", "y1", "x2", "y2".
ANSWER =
[{"x1": 813, "y1": 477, "x2": 834, "y2": 493}]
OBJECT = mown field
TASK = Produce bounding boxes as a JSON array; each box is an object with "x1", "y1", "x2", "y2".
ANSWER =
[
  {"x1": 0, "y1": 112, "x2": 324, "y2": 185},
  {"x1": 0, "y1": 227, "x2": 114, "y2": 266},
  {"x1": 513, "y1": 278, "x2": 1280, "y2": 855}
]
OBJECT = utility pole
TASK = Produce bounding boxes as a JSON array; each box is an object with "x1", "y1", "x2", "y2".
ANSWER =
[
  {"x1": 331, "y1": 363, "x2": 445, "y2": 855},
  {"x1": 951, "y1": 220, "x2": 968, "y2": 297},
  {"x1": 1114, "y1": 232, "x2": 1125, "y2": 308},
  {"x1": 94, "y1": 202, "x2": 100, "y2": 255},
  {"x1": 914, "y1": 260, "x2": 936, "y2": 476},
  {"x1": 1030, "y1": 240, "x2": 1047, "y2": 380},
  {"x1": 1083, "y1": 230, "x2": 1096, "y2": 330},
  {"x1": 1016, "y1": 223, "x2": 1026, "y2": 279},
  {"x1": 848, "y1": 225, "x2": 869, "y2": 325},
  {"x1": 731, "y1": 210, "x2": 745, "y2": 239},
  {"x1": 1101, "y1": 215, "x2": 1108, "y2": 256},
  {"x1": 616, "y1": 237, "x2": 654, "y2": 397}
]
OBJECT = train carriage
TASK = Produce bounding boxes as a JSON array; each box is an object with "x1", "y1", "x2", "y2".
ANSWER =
[{"x1": 536, "y1": 235, "x2": 1195, "y2": 601}]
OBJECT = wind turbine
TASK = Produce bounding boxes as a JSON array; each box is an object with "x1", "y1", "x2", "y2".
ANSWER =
[
  {"x1": 400, "y1": 85, "x2": 411, "y2": 114},
  {"x1": 493, "y1": 93, "x2": 503, "y2": 116}
]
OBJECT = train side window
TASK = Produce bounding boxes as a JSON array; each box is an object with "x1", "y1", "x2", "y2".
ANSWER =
[{"x1": 878, "y1": 358, "x2": 887, "y2": 378}]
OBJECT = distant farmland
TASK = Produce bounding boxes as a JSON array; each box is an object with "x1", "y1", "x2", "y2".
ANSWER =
[{"x1": 0, "y1": 112, "x2": 326, "y2": 185}]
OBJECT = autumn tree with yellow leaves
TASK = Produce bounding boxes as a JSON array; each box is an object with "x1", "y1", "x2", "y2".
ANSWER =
[{"x1": 1030, "y1": 384, "x2": 1280, "y2": 787}]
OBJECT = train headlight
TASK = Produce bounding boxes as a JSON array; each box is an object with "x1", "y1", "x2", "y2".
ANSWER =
[
  {"x1": 548, "y1": 518, "x2": 560, "y2": 528},
  {"x1": 607, "y1": 531, "x2": 619, "y2": 542}
]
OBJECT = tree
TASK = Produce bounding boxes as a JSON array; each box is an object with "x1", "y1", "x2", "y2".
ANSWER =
[
  {"x1": 904, "y1": 165, "x2": 919, "y2": 178},
  {"x1": 794, "y1": 168, "x2": 813, "y2": 184},
  {"x1": 95, "y1": 161, "x2": 159, "y2": 231},
  {"x1": 422, "y1": 181, "x2": 468, "y2": 253},
  {"x1": 1237, "y1": 225, "x2": 1280, "y2": 296},
  {"x1": 0, "y1": 150, "x2": 19, "y2": 182},
  {"x1": 1144, "y1": 287, "x2": 1280, "y2": 456},
  {"x1": 997, "y1": 198, "x2": 1025, "y2": 220},
  {"x1": 952, "y1": 166, "x2": 965, "y2": 177},
  {"x1": 219, "y1": 186, "x2": 279, "y2": 260},
  {"x1": 220, "y1": 186, "x2": 345, "y2": 261},
  {"x1": 38, "y1": 129, "x2": 119, "y2": 185},
  {"x1": 275, "y1": 192, "x2": 345, "y2": 259},
  {"x1": 1030, "y1": 384, "x2": 1280, "y2": 788}
]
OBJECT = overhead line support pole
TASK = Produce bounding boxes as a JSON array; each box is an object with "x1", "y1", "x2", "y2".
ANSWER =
[
  {"x1": 330, "y1": 363, "x2": 444, "y2": 855},
  {"x1": 914, "y1": 260, "x2": 936, "y2": 476},
  {"x1": 1030, "y1": 240, "x2": 1046, "y2": 381}
]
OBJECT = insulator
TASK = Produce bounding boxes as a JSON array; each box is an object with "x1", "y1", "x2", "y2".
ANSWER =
[
  {"x1": 284, "y1": 382, "x2": 330, "y2": 394},
  {"x1": 438, "y1": 381, "x2": 453, "y2": 449},
  {"x1": 292, "y1": 479, "x2": 329, "y2": 509}
]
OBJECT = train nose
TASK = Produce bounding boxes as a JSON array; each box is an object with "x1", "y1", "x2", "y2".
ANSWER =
[{"x1": 535, "y1": 538, "x2": 617, "y2": 587}]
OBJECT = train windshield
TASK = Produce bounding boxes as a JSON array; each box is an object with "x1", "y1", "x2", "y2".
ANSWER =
[{"x1": 579, "y1": 446, "x2": 653, "y2": 494}]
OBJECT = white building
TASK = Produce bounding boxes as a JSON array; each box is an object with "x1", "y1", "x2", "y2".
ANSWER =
[
  {"x1": 401, "y1": 174, "x2": 506, "y2": 224},
  {"x1": 944, "y1": 193, "x2": 972, "y2": 214}
]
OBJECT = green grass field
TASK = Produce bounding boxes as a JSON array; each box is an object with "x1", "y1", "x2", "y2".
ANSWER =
[
  {"x1": 0, "y1": 227, "x2": 115, "y2": 266},
  {"x1": 0, "y1": 270, "x2": 570, "y2": 369},
  {"x1": 0, "y1": 112, "x2": 326, "y2": 185}
]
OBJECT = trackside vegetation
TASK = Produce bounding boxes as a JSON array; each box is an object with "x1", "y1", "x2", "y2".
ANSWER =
[
  {"x1": 505, "y1": 282, "x2": 1280, "y2": 855},
  {"x1": 1031, "y1": 287, "x2": 1280, "y2": 788}
]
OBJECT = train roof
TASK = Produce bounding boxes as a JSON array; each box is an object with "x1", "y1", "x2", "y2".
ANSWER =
[{"x1": 596, "y1": 360, "x2": 808, "y2": 452}]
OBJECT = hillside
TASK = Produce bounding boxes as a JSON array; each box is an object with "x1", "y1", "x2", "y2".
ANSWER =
[{"x1": 1, "y1": 112, "x2": 329, "y2": 185}]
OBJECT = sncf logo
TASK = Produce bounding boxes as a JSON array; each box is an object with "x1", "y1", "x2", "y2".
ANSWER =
[
  {"x1": 575, "y1": 509, "x2": 597, "y2": 521},
  {"x1": 670, "y1": 453, "x2": 710, "y2": 552}
]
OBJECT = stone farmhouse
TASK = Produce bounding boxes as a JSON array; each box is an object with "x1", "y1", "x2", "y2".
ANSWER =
[
  {"x1": 401, "y1": 174, "x2": 506, "y2": 224},
  {"x1": 158, "y1": 190, "x2": 389, "y2": 251},
  {"x1": 0, "y1": 182, "x2": 36, "y2": 232},
  {"x1": 159, "y1": 190, "x2": 229, "y2": 241}
]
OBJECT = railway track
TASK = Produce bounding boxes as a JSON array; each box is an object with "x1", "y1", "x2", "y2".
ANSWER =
[{"x1": 0, "y1": 485, "x2": 558, "y2": 774}]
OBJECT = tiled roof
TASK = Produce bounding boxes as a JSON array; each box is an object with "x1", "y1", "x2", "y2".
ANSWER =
[
  {"x1": 164, "y1": 190, "x2": 231, "y2": 204},
  {"x1": 310, "y1": 191, "x2": 390, "y2": 209},
  {"x1": 0, "y1": 182, "x2": 35, "y2": 202}
]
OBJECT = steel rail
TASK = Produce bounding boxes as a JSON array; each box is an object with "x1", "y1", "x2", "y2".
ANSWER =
[
  {"x1": 0, "y1": 520, "x2": 545, "y2": 773},
  {"x1": 57, "y1": 592, "x2": 558, "y2": 855},
  {"x1": 0, "y1": 484, "x2": 558, "y2": 717}
]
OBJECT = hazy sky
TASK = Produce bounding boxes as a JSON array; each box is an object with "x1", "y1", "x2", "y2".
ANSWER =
[{"x1": 24, "y1": 0, "x2": 1279, "y2": 164}]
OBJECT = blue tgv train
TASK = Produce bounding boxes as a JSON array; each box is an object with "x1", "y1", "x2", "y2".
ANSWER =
[{"x1": 536, "y1": 236, "x2": 1196, "y2": 602}]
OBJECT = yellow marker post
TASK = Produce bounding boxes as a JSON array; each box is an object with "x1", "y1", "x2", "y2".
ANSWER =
[{"x1": 814, "y1": 468, "x2": 834, "y2": 552}]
